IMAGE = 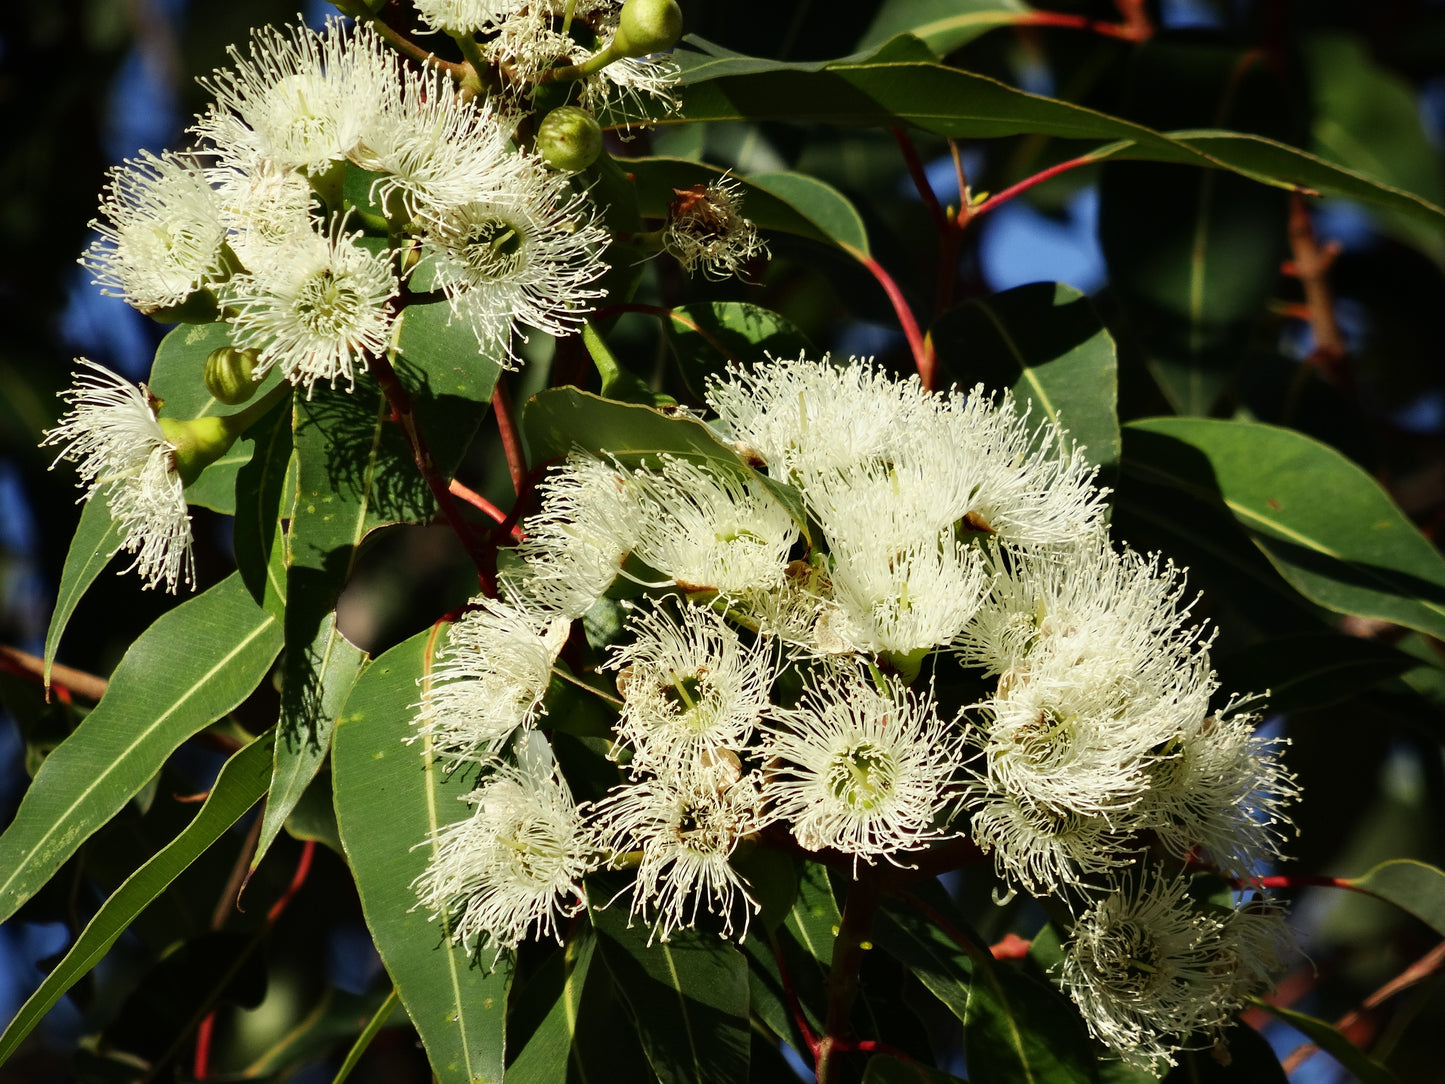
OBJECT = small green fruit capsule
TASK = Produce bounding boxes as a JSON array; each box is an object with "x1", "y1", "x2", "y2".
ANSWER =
[
  {"x1": 536, "y1": 107, "x2": 604, "y2": 172},
  {"x1": 613, "y1": 0, "x2": 683, "y2": 58},
  {"x1": 158, "y1": 415, "x2": 236, "y2": 485},
  {"x1": 204, "y1": 346, "x2": 262, "y2": 405}
]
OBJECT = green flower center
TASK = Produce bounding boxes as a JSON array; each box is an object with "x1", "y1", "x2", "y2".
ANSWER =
[{"x1": 828, "y1": 741, "x2": 898, "y2": 811}]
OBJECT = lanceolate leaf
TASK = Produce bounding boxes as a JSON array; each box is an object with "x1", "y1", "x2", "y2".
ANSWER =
[
  {"x1": 0, "y1": 573, "x2": 282, "y2": 924},
  {"x1": 506, "y1": 932, "x2": 597, "y2": 1081},
  {"x1": 231, "y1": 399, "x2": 294, "y2": 620},
  {"x1": 746, "y1": 172, "x2": 871, "y2": 254},
  {"x1": 43, "y1": 494, "x2": 123, "y2": 687},
  {"x1": 1250, "y1": 1001, "x2": 1399, "y2": 1084},
  {"x1": 148, "y1": 319, "x2": 286, "y2": 515},
  {"x1": 875, "y1": 901, "x2": 1096, "y2": 1084},
  {"x1": 1123, "y1": 418, "x2": 1445, "y2": 641},
  {"x1": 857, "y1": 1, "x2": 1034, "y2": 54},
  {"x1": 1344, "y1": 859, "x2": 1445, "y2": 938},
  {"x1": 332, "y1": 628, "x2": 510, "y2": 1084},
  {"x1": 252, "y1": 613, "x2": 366, "y2": 873},
  {"x1": 665, "y1": 302, "x2": 814, "y2": 401},
  {"x1": 667, "y1": 54, "x2": 1445, "y2": 231},
  {"x1": 0, "y1": 734, "x2": 274, "y2": 1062},
  {"x1": 929, "y1": 282, "x2": 1120, "y2": 471},
  {"x1": 591, "y1": 904, "x2": 751, "y2": 1084}
]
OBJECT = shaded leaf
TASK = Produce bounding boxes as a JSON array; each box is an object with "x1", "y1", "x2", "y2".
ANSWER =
[
  {"x1": 1344, "y1": 859, "x2": 1445, "y2": 938},
  {"x1": 747, "y1": 172, "x2": 870, "y2": 254},
  {"x1": 332, "y1": 627, "x2": 510, "y2": 1084},
  {"x1": 1100, "y1": 41, "x2": 1291, "y2": 414},
  {"x1": 0, "y1": 573, "x2": 281, "y2": 924},
  {"x1": 0, "y1": 735, "x2": 273, "y2": 1062},
  {"x1": 1215, "y1": 634, "x2": 1417, "y2": 714},
  {"x1": 665, "y1": 302, "x2": 814, "y2": 401},
  {"x1": 591, "y1": 903, "x2": 751, "y2": 1084},
  {"x1": 1250, "y1": 1001, "x2": 1399, "y2": 1084},
  {"x1": 1123, "y1": 418, "x2": 1445, "y2": 641},
  {"x1": 147, "y1": 319, "x2": 286, "y2": 515},
  {"x1": 858, "y1": 0, "x2": 1033, "y2": 54},
  {"x1": 929, "y1": 282, "x2": 1120, "y2": 470},
  {"x1": 506, "y1": 932, "x2": 596, "y2": 1081},
  {"x1": 862, "y1": 1053, "x2": 970, "y2": 1083},
  {"x1": 252, "y1": 614, "x2": 366, "y2": 872}
]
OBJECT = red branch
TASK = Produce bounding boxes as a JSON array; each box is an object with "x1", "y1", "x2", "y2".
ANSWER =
[
  {"x1": 1017, "y1": 10, "x2": 1151, "y2": 42},
  {"x1": 491, "y1": 377, "x2": 527, "y2": 496},
  {"x1": 449, "y1": 478, "x2": 522, "y2": 539},
  {"x1": 892, "y1": 126, "x2": 950, "y2": 236},
  {"x1": 971, "y1": 153, "x2": 1104, "y2": 222},
  {"x1": 771, "y1": 932, "x2": 820, "y2": 1057},
  {"x1": 842, "y1": 244, "x2": 936, "y2": 390}
]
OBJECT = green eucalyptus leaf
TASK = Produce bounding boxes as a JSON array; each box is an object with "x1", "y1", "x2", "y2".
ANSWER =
[
  {"x1": 1250, "y1": 1001, "x2": 1399, "y2": 1084},
  {"x1": 929, "y1": 282, "x2": 1120, "y2": 471},
  {"x1": 1343, "y1": 859, "x2": 1445, "y2": 938},
  {"x1": 858, "y1": 0, "x2": 1033, "y2": 53},
  {"x1": 1099, "y1": 41, "x2": 1292, "y2": 414},
  {"x1": 1123, "y1": 418, "x2": 1445, "y2": 641},
  {"x1": 148, "y1": 319, "x2": 286, "y2": 514},
  {"x1": 0, "y1": 734, "x2": 273, "y2": 1062},
  {"x1": 0, "y1": 573, "x2": 281, "y2": 924},
  {"x1": 506, "y1": 932, "x2": 596, "y2": 1081},
  {"x1": 43, "y1": 493, "x2": 124, "y2": 687},
  {"x1": 590, "y1": 903, "x2": 751, "y2": 1084},
  {"x1": 231, "y1": 398, "x2": 293, "y2": 620},
  {"x1": 746, "y1": 171, "x2": 870, "y2": 255},
  {"x1": 662, "y1": 55, "x2": 1445, "y2": 232},
  {"x1": 665, "y1": 302, "x2": 814, "y2": 401},
  {"x1": 861, "y1": 1053, "x2": 970, "y2": 1083},
  {"x1": 332, "y1": 627, "x2": 510, "y2": 1084},
  {"x1": 252, "y1": 614, "x2": 366, "y2": 872}
]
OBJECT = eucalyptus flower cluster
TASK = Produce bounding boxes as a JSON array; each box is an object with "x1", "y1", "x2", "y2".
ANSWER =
[
  {"x1": 409, "y1": 353, "x2": 1297, "y2": 1069},
  {"x1": 48, "y1": 5, "x2": 700, "y2": 593}
]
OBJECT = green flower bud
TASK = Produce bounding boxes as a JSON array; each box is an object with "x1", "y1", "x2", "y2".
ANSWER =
[
  {"x1": 204, "y1": 346, "x2": 262, "y2": 405},
  {"x1": 613, "y1": 0, "x2": 683, "y2": 58},
  {"x1": 158, "y1": 415, "x2": 238, "y2": 486},
  {"x1": 536, "y1": 107, "x2": 604, "y2": 172}
]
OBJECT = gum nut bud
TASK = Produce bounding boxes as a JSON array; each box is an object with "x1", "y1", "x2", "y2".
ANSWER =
[
  {"x1": 536, "y1": 107, "x2": 603, "y2": 172},
  {"x1": 613, "y1": 0, "x2": 683, "y2": 57},
  {"x1": 158, "y1": 414, "x2": 234, "y2": 485},
  {"x1": 204, "y1": 346, "x2": 262, "y2": 405}
]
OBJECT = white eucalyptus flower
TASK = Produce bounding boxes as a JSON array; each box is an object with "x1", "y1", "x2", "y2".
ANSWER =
[
  {"x1": 413, "y1": 740, "x2": 596, "y2": 957},
  {"x1": 416, "y1": 173, "x2": 610, "y2": 365},
  {"x1": 607, "y1": 600, "x2": 775, "y2": 772},
  {"x1": 1060, "y1": 870, "x2": 1286, "y2": 1074},
  {"x1": 1141, "y1": 699, "x2": 1299, "y2": 878},
  {"x1": 413, "y1": 0, "x2": 523, "y2": 34},
  {"x1": 504, "y1": 453, "x2": 643, "y2": 618},
  {"x1": 629, "y1": 456, "x2": 799, "y2": 597},
  {"x1": 760, "y1": 674, "x2": 964, "y2": 868},
  {"x1": 42, "y1": 361, "x2": 193, "y2": 592},
  {"x1": 80, "y1": 150, "x2": 226, "y2": 314},
  {"x1": 194, "y1": 18, "x2": 397, "y2": 174},
  {"x1": 415, "y1": 597, "x2": 572, "y2": 763},
  {"x1": 705, "y1": 355, "x2": 929, "y2": 479},
  {"x1": 354, "y1": 63, "x2": 520, "y2": 221},
  {"x1": 965, "y1": 790, "x2": 1138, "y2": 895},
  {"x1": 594, "y1": 766, "x2": 763, "y2": 942},
  {"x1": 222, "y1": 217, "x2": 398, "y2": 393},
  {"x1": 209, "y1": 159, "x2": 318, "y2": 268}
]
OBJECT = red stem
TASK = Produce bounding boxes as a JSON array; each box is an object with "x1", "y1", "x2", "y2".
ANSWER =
[
  {"x1": 267, "y1": 840, "x2": 316, "y2": 924},
  {"x1": 970, "y1": 153, "x2": 1103, "y2": 222},
  {"x1": 371, "y1": 350, "x2": 496, "y2": 595},
  {"x1": 892, "y1": 126, "x2": 950, "y2": 236},
  {"x1": 491, "y1": 377, "x2": 527, "y2": 496},
  {"x1": 1247, "y1": 874, "x2": 1359, "y2": 893},
  {"x1": 842, "y1": 244, "x2": 935, "y2": 391},
  {"x1": 449, "y1": 478, "x2": 522, "y2": 538},
  {"x1": 770, "y1": 931, "x2": 820, "y2": 1057},
  {"x1": 192, "y1": 1013, "x2": 215, "y2": 1080},
  {"x1": 1017, "y1": 11, "x2": 1151, "y2": 42}
]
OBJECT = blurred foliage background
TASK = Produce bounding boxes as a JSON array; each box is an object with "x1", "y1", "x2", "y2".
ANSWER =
[{"x1": 3, "y1": 0, "x2": 1445, "y2": 1080}]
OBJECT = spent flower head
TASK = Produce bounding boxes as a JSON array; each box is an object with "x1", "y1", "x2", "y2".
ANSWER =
[{"x1": 663, "y1": 178, "x2": 769, "y2": 281}]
